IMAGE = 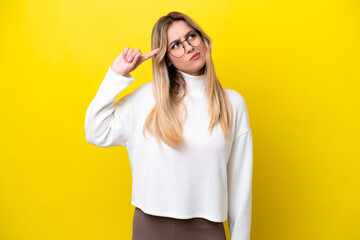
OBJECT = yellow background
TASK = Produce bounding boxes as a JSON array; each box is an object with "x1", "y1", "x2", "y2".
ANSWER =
[{"x1": 1, "y1": 0, "x2": 359, "y2": 239}]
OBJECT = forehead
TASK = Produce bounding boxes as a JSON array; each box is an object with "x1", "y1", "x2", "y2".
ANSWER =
[{"x1": 167, "y1": 21, "x2": 194, "y2": 43}]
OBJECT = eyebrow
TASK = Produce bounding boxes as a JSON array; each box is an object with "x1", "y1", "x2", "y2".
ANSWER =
[{"x1": 168, "y1": 30, "x2": 196, "y2": 48}]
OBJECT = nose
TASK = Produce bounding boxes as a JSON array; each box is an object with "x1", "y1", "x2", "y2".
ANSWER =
[{"x1": 183, "y1": 40, "x2": 194, "y2": 53}]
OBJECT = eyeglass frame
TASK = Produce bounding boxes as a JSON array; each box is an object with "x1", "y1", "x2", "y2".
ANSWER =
[{"x1": 166, "y1": 30, "x2": 203, "y2": 58}]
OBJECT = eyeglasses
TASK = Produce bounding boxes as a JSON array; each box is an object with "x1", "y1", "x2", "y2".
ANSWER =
[{"x1": 167, "y1": 30, "x2": 203, "y2": 58}]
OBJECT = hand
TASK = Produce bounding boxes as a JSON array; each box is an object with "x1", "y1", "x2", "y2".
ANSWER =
[{"x1": 111, "y1": 47, "x2": 160, "y2": 77}]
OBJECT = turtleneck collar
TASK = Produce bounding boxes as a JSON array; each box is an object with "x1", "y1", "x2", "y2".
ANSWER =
[{"x1": 178, "y1": 70, "x2": 206, "y2": 96}]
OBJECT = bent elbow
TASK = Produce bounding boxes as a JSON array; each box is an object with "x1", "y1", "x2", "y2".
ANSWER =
[
  {"x1": 84, "y1": 123, "x2": 104, "y2": 147},
  {"x1": 85, "y1": 126, "x2": 119, "y2": 148},
  {"x1": 85, "y1": 127, "x2": 100, "y2": 146},
  {"x1": 85, "y1": 132, "x2": 110, "y2": 147},
  {"x1": 85, "y1": 133, "x2": 98, "y2": 146}
]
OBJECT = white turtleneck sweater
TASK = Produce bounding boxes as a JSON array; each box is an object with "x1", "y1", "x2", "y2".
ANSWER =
[{"x1": 85, "y1": 67, "x2": 253, "y2": 240}]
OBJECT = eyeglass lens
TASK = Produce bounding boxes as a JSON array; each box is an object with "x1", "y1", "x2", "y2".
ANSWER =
[{"x1": 170, "y1": 31, "x2": 202, "y2": 58}]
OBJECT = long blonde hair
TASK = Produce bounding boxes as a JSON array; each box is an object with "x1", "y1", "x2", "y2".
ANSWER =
[{"x1": 143, "y1": 11, "x2": 233, "y2": 150}]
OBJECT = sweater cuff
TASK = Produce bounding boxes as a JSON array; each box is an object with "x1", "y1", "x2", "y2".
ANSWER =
[{"x1": 107, "y1": 66, "x2": 135, "y2": 85}]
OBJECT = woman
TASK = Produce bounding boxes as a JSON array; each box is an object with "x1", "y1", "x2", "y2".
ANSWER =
[{"x1": 85, "y1": 11, "x2": 253, "y2": 240}]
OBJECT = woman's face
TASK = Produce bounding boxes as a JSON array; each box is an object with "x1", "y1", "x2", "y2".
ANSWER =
[{"x1": 166, "y1": 20, "x2": 207, "y2": 76}]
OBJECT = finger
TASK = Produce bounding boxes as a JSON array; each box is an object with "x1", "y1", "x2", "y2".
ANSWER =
[
  {"x1": 125, "y1": 49, "x2": 134, "y2": 61},
  {"x1": 139, "y1": 48, "x2": 160, "y2": 64},
  {"x1": 130, "y1": 52, "x2": 142, "y2": 67},
  {"x1": 121, "y1": 47, "x2": 130, "y2": 59},
  {"x1": 128, "y1": 48, "x2": 141, "y2": 62}
]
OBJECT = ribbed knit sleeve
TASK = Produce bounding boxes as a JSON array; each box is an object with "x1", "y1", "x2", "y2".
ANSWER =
[
  {"x1": 85, "y1": 66, "x2": 135, "y2": 147},
  {"x1": 227, "y1": 91, "x2": 253, "y2": 240}
]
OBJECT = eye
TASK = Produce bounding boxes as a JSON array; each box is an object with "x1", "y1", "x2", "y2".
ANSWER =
[
  {"x1": 171, "y1": 42, "x2": 180, "y2": 49},
  {"x1": 188, "y1": 33, "x2": 196, "y2": 39}
]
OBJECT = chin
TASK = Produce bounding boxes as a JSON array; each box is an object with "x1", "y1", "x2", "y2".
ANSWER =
[
  {"x1": 194, "y1": 61, "x2": 206, "y2": 72},
  {"x1": 176, "y1": 59, "x2": 206, "y2": 74},
  {"x1": 188, "y1": 64, "x2": 205, "y2": 75}
]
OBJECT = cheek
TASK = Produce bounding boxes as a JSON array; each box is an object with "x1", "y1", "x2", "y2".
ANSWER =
[
  {"x1": 200, "y1": 46, "x2": 207, "y2": 58},
  {"x1": 172, "y1": 57, "x2": 185, "y2": 66},
  {"x1": 201, "y1": 49, "x2": 207, "y2": 62},
  {"x1": 202, "y1": 45, "x2": 207, "y2": 55}
]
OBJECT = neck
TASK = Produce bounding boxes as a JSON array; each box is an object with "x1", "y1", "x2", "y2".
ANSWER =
[{"x1": 178, "y1": 69, "x2": 206, "y2": 96}]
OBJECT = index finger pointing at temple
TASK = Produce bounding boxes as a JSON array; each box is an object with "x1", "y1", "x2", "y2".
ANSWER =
[{"x1": 139, "y1": 48, "x2": 160, "y2": 64}]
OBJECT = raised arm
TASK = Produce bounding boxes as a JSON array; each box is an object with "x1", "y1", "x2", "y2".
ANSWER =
[
  {"x1": 84, "y1": 47, "x2": 160, "y2": 147},
  {"x1": 85, "y1": 67, "x2": 135, "y2": 147}
]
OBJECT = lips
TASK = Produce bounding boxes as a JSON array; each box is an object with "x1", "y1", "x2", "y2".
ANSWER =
[{"x1": 190, "y1": 52, "x2": 200, "y2": 60}]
